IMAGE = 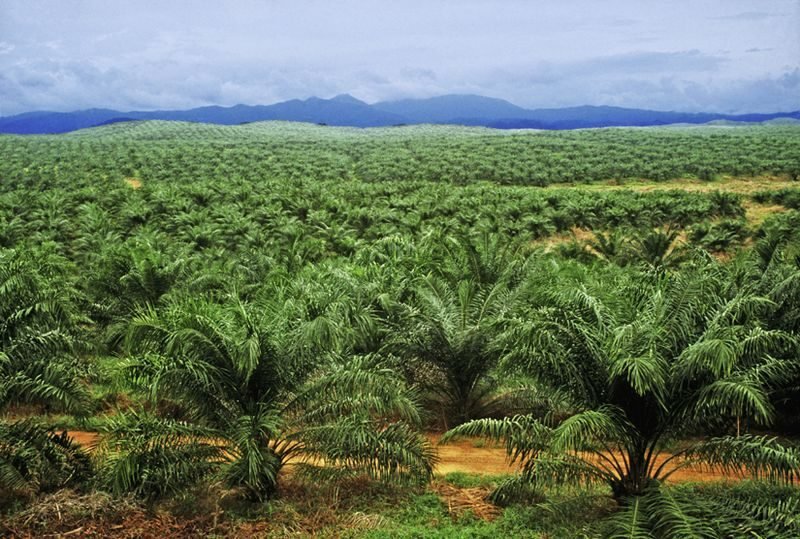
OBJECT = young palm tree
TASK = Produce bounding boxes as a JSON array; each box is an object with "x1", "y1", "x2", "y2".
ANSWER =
[
  {"x1": 0, "y1": 249, "x2": 89, "y2": 414},
  {"x1": 0, "y1": 421, "x2": 92, "y2": 503},
  {"x1": 587, "y1": 230, "x2": 629, "y2": 264},
  {"x1": 443, "y1": 269, "x2": 799, "y2": 510},
  {"x1": 391, "y1": 275, "x2": 518, "y2": 428},
  {"x1": 628, "y1": 227, "x2": 688, "y2": 269},
  {"x1": 88, "y1": 239, "x2": 186, "y2": 350},
  {"x1": 273, "y1": 264, "x2": 386, "y2": 360},
  {"x1": 0, "y1": 249, "x2": 91, "y2": 500},
  {"x1": 103, "y1": 297, "x2": 434, "y2": 500},
  {"x1": 433, "y1": 231, "x2": 527, "y2": 286},
  {"x1": 735, "y1": 226, "x2": 800, "y2": 432}
]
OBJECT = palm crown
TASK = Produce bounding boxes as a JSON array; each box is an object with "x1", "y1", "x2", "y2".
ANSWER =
[
  {"x1": 102, "y1": 296, "x2": 435, "y2": 500},
  {"x1": 444, "y1": 267, "x2": 799, "y2": 502}
]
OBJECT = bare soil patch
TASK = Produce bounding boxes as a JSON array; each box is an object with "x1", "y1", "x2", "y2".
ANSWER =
[
  {"x1": 427, "y1": 434, "x2": 739, "y2": 484},
  {"x1": 64, "y1": 430, "x2": 745, "y2": 484},
  {"x1": 124, "y1": 177, "x2": 142, "y2": 189}
]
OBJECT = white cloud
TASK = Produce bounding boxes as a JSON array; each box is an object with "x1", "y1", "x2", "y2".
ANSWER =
[{"x1": 0, "y1": 0, "x2": 797, "y2": 115}]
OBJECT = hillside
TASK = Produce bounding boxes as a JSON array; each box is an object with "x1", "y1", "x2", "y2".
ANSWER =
[{"x1": 2, "y1": 94, "x2": 799, "y2": 134}]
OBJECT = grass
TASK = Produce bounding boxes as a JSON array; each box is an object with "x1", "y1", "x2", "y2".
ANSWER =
[
  {"x1": 7, "y1": 477, "x2": 794, "y2": 538},
  {"x1": 358, "y1": 483, "x2": 615, "y2": 538},
  {"x1": 441, "y1": 472, "x2": 507, "y2": 489}
]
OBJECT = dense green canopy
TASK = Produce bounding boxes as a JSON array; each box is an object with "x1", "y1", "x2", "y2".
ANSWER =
[{"x1": 2, "y1": 122, "x2": 800, "y2": 536}]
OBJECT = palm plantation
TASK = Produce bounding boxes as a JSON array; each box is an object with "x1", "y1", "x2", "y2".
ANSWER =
[
  {"x1": 392, "y1": 275, "x2": 515, "y2": 427},
  {"x1": 2, "y1": 122, "x2": 800, "y2": 536}
]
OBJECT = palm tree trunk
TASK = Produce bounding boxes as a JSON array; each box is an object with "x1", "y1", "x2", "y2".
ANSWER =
[{"x1": 612, "y1": 443, "x2": 650, "y2": 502}]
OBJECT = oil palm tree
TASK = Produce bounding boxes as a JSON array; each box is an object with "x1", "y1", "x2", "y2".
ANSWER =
[
  {"x1": 443, "y1": 268, "x2": 799, "y2": 525},
  {"x1": 0, "y1": 249, "x2": 91, "y2": 500},
  {"x1": 391, "y1": 275, "x2": 518, "y2": 428},
  {"x1": 734, "y1": 223, "x2": 800, "y2": 433},
  {"x1": 87, "y1": 238, "x2": 187, "y2": 350},
  {"x1": 433, "y1": 231, "x2": 527, "y2": 287},
  {"x1": 628, "y1": 227, "x2": 688, "y2": 270},
  {"x1": 0, "y1": 249, "x2": 89, "y2": 414},
  {"x1": 102, "y1": 296, "x2": 434, "y2": 500},
  {"x1": 588, "y1": 230, "x2": 629, "y2": 264},
  {"x1": 273, "y1": 264, "x2": 386, "y2": 361}
]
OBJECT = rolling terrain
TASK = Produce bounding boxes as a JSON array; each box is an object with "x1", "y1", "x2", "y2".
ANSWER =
[
  {"x1": 2, "y1": 94, "x2": 799, "y2": 134},
  {"x1": 2, "y1": 121, "x2": 800, "y2": 537}
]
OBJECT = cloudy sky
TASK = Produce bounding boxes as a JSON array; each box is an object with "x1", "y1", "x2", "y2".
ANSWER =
[{"x1": 1, "y1": 0, "x2": 798, "y2": 115}]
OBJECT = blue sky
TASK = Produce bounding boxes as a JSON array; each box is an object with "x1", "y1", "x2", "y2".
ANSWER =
[{"x1": 0, "y1": 0, "x2": 798, "y2": 115}]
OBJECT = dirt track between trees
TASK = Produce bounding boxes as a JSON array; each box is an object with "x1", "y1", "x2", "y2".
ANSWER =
[
  {"x1": 66, "y1": 430, "x2": 740, "y2": 484},
  {"x1": 430, "y1": 434, "x2": 736, "y2": 482}
]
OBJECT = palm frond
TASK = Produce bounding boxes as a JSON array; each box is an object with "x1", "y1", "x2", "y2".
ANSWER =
[
  {"x1": 603, "y1": 496, "x2": 655, "y2": 539},
  {"x1": 644, "y1": 487, "x2": 717, "y2": 538},
  {"x1": 301, "y1": 418, "x2": 436, "y2": 485},
  {"x1": 692, "y1": 377, "x2": 774, "y2": 424},
  {"x1": 549, "y1": 406, "x2": 631, "y2": 453},
  {"x1": 695, "y1": 481, "x2": 800, "y2": 535},
  {"x1": 520, "y1": 452, "x2": 609, "y2": 488},
  {"x1": 0, "y1": 420, "x2": 92, "y2": 498},
  {"x1": 442, "y1": 415, "x2": 553, "y2": 465},
  {"x1": 683, "y1": 435, "x2": 800, "y2": 483},
  {"x1": 96, "y1": 411, "x2": 222, "y2": 500},
  {"x1": 294, "y1": 355, "x2": 423, "y2": 425}
]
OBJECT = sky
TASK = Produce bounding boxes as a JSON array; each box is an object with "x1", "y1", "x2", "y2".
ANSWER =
[{"x1": 0, "y1": 0, "x2": 798, "y2": 116}]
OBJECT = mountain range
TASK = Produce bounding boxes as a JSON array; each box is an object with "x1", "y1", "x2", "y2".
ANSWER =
[{"x1": 1, "y1": 94, "x2": 798, "y2": 134}]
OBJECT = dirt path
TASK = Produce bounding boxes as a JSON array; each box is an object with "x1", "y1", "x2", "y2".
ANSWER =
[
  {"x1": 430, "y1": 434, "x2": 733, "y2": 483},
  {"x1": 64, "y1": 430, "x2": 738, "y2": 484},
  {"x1": 67, "y1": 430, "x2": 100, "y2": 447}
]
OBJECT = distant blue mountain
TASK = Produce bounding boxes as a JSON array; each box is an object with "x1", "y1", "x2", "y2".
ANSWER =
[
  {"x1": 372, "y1": 94, "x2": 532, "y2": 123},
  {"x1": 1, "y1": 94, "x2": 798, "y2": 134}
]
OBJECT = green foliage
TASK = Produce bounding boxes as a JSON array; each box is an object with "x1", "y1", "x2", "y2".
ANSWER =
[
  {"x1": 0, "y1": 421, "x2": 92, "y2": 504},
  {"x1": 688, "y1": 219, "x2": 748, "y2": 252},
  {"x1": 0, "y1": 249, "x2": 90, "y2": 414},
  {"x1": 109, "y1": 297, "x2": 434, "y2": 500},
  {"x1": 0, "y1": 249, "x2": 93, "y2": 501},
  {"x1": 3, "y1": 122, "x2": 799, "y2": 189},
  {"x1": 598, "y1": 482, "x2": 800, "y2": 537},
  {"x1": 2, "y1": 122, "x2": 800, "y2": 534},
  {"x1": 752, "y1": 187, "x2": 800, "y2": 209},
  {"x1": 445, "y1": 269, "x2": 799, "y2": 503},
  {"x1": 95, "y1": 411, "x2": 221, "y2": 500},
  {"x1": 391, "y1": 275, "x2": 514, "y2": 427}
]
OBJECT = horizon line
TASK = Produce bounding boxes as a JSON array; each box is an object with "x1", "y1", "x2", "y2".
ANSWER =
[{"x1": 3, "y1": 92, "x2": 800, "y2": 119}]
